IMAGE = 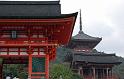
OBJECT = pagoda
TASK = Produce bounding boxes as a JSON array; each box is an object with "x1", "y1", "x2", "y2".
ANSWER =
[
  {"x1": 0, "y1": 1, "x2": 77, "y2": 79},
  {"x1": 66, "y1": 10, "x2": 121, "y2": 79}
]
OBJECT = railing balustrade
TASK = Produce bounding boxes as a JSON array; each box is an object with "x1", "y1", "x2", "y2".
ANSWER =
[{"x1": 83, "y1": 75, "x2": 119, "y2": 79}]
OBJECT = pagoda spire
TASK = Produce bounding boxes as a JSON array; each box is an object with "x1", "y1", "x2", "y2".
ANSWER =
[{"x1": 79, "y1": 9, "x2": 84, "y2": 34}]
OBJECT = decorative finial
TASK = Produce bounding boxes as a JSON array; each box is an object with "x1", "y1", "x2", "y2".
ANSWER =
[
  {"x1": 80, "y1": 9, "x2": 82, "y2": 31},
  {"x1": 79, "y1": 9, "x2": 84, "y2": 34}
]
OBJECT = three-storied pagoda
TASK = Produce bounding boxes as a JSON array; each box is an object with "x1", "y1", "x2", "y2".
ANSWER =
[
  {"x1": 0, "y1": 1, "x2": 77, "y2": 79},
  {"x1": 66, "y1": 10, "x2": 121, "y2": 79}
]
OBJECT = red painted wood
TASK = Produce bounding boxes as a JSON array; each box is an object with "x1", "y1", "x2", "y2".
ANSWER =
[
  {"x1": 0, "y1": 16, "x2": 76, "y2": 78},
  {"x1": 46, "y1": 54, "x2": 49, "y2": 79},
  {"x1": 0, "y1": 17, "x2": 75, "y2": 45},
  {"x1": 28, "y1": 54, "x2": 32, "y2": 78},
  {"x1": 0, "y1": 18, "x2": 74, "y2": 23}
]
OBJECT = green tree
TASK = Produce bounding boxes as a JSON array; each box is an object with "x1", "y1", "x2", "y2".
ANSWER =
[
  {"x1": 50, "y1": 64, "x2": 82, "y2": 79},
  {"x1": 50, "y1": 64, "x2": 73, "y2": 79},
  {"x1": 72, "y1": 73, "x2": 83, "y2": 79},
  {"x1": 3, "y1": 64, "x2": 28, "y2": 78},
  {"x1": 113, "y1": 57, "x2": 124, "y2": 79},
  {"x1": 18, "y1": 71, "x2": 28, "y2": 79}
]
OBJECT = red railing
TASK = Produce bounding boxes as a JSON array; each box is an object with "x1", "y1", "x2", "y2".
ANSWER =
[
  {"x1": 0, "y1": 38, "x2": 48, "y2": 44},
  {"x1": 0, "y1": 37, "x2": 59, "y2": 47}
]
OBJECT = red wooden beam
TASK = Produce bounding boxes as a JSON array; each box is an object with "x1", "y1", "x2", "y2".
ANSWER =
[
  {"x1": 0, "y1": 17, "x2": 73, "y2": 23},
  {"x1": 0, "y1": 16, "x2": 76, "y2": 45},
  {"x1": 45, "y1": 54, "x2": 49, "y2": 79}
]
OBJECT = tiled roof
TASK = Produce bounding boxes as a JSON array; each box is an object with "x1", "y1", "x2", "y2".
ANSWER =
[
  {"x1": 0, "y1": 12, "x2": 78, "y2": 19},
  {"x1": 73, "y1": 52, "x2": 121, "y2": 64},
  {"x1": 0, "y1": 1, "x2": 61, "y2": 17},
  {"x1": 72, "y1": 31, "x2": 102, "y2": 42}
]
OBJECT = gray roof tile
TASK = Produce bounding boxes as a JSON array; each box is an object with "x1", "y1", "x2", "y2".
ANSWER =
[
  {"x1": 72, "y1": 31, "x2": 102, "y2": 42},
  {"x1": 73, "y1": 53, "x2": 121, "y2": 64},
  {"x1": 0, "y1": 1, "x2": 61, "y2": 16}
]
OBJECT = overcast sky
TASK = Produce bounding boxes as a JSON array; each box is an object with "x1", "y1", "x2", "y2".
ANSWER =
[
  {"x1": 0, "y1": 0, "x2": 124, "y2": 57},
  {"x1": 61, "y1": 0, "x2": 124, "y2": 57}
]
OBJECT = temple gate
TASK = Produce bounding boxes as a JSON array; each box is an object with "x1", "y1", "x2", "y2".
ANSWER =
[{"x1": 0, "y1": 1, "x2": 77, "y2": 79}]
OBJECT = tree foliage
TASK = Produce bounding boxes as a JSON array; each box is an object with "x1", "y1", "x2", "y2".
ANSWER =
[
  {"x1": 50, "y1": 64, "x2": 73, "y2": 79},
  {"x1": 50, "y1": 64, "x2": 82, "y2": 79},
  {"x1": 3, "y1": 64, "x2": 28, "y2": 79},
  {"x1": 72, "y1": 73, "x2": 83, "y2": 79},
  {"x1": 113, "y1": 57, "x2": 124, "y2": 79}
]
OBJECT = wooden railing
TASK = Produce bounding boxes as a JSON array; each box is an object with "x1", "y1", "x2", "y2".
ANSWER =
[
  {"x1": 83, "y1": 75, "x2": 119, "y2": 79},
  {"x1": 0, "y1": 38, "x2": 48, "y2": 44},
  {"x1": 83, "y1": 75, "x2": 93, "y2": 79}
]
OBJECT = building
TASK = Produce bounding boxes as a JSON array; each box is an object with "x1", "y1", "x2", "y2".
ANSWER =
[
  {"x1": 0, "y1": 1, "x2": 77, "y2": 79},
  {"x1": 66, "y1": 10, "x2": 121, "y2": 79}
]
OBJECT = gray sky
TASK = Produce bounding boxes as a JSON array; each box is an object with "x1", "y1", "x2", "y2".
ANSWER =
[
  {"x1": 0, "y1": 0, "x2": 124, "y2": 57},
  {"x1": 61, "y1": 0, "x2": 124, "y2": 57}
]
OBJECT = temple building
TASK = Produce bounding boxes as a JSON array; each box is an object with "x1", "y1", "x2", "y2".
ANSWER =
[
  {"x1": 0, "y1": 1, "x2": 77, "y2": 79},
  {"x1": 66, "y1": 10, "x2": 122, "y2": 79}
]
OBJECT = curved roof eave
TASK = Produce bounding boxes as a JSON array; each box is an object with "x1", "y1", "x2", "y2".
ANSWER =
[
  {"x1": 72, "y1": 32, "x2": 102, "y2": 42},
  {"x1": 0, "y1": 12, "x2": 78, "y2": 19}
]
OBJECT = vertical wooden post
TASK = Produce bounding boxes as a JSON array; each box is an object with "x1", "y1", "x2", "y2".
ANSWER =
[
  {"x1": 93, "y1": 67, "x2": 96, "y2": 79},
  {"x1": 79, "y1": 66, "x2": 82, "y2": 75},
  {"x1": 103, "y1": 69, "x2": 104, "y2": 78},
  {"x1": 46, "y1": 54, "x2": 49, "y2": 79},
  {"x1": 109, "y1": 69, "x2": 112, "y2": 79},
  {"x1": 106, "y1": 68, "x2": 109, "y2": 79},
  {"x1": 111, "y1": 68, "x2": 112, "y2": 77},
  {"x1": 28, "y1": 54, "x2": 32, "y2": 79},
  {"x1": 78, "y1": 66, "x2": 81, "y2": 75},
  {"x1": 82, "y1": 67, "x2": 84, "y2": 77}
]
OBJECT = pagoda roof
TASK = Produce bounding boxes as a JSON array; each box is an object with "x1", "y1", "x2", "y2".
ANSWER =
[
  {"x1": 68, "y1": 31, "x2": 102, "y2": 49},
  {"x1": 67, "y1": 10, "x2": 102, "y2": 49},
  {"x1": 72, "y1": 31, "x2": 102, "y2": 42},
  {"x1": 73, "y1": 52, "x2": 121, "y2": 64},
  {"x1": 0, "y1": 1, "x2": 61, "y2": 17},
  {"x1": 72, "y1": 9, "x2": 102, "y2": 42}
]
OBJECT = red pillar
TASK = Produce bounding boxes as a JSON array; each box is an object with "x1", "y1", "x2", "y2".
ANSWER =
[
  {"x1": 28, "y1": 54, "x2": 32, "y2": 78},
  {"x1": 46, "y1": 54, "x2": 49, "y2": 79}
]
